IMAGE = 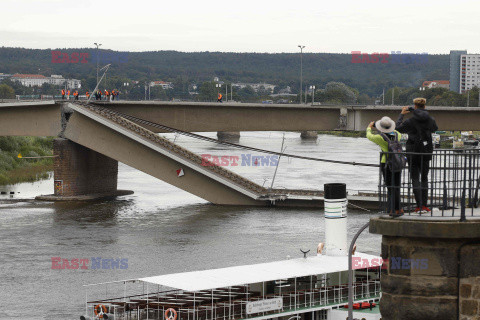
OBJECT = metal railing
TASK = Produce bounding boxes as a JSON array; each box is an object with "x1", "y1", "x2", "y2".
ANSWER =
[
  {"x1": 378, "y1": 149, "x2": 480, "y2": 219},
  {"x1": 85, "y1": 280, "x2": 380, "y2": 320}
]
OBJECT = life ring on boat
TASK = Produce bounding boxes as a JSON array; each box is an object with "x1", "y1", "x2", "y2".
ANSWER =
[
  {"x1": 94, "y1": 304, "x2": 107, "y2": 318},
  {"x1": 165, "y1": 308, "x2": 177, "y2": 320}
]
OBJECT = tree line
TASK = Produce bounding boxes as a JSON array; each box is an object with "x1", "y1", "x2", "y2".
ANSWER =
[{"x1": 0, "y1": 47, "x2": 449, "y2": 97}]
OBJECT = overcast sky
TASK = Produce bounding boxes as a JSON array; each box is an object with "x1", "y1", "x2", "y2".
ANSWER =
[{"x1": 1, "y1": 0, "x2": 479, "y2": 54}]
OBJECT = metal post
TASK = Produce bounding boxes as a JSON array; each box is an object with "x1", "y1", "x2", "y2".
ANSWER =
[
  {"x1": 391, "y1": 87, "x2": 394, "y2": 105},
  {"x1": 467, "y1": 90, "x2": 470, "y2": 107},
  {"x1": 225, "y1": 85, "x2": 228, "y2": 102},
  {"x1": 312, "y1": 86, "x2": 315, "y2": 105},
  {"x1": 270, "y1": 134, "x2": 286, "y2": 189},
  {"x1": 298, "y1": 45, "x2": 305, "y2": 104},
  {"x1": 348, "y1": 221, "x2": 370, "y2": 320},
  {"x1": 294, "y1": 277, "x2": 297, "y2": 310},
  {"x1": 382, "y1": 88, "x2": 385, "y2": 105},
  {"x1": 461, "y1": 154, "x2": 467, "y2": 221},
  {"x1": 87, "y1": 64, "x2": 111, "y2": 104},
  {"x1": 94, "y1": 43, "x2": 101, "y2": 85}
]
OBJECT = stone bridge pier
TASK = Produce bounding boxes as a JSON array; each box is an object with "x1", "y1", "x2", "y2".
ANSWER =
[
  {"x1": 36, "y1": 138, "x2": 132, "y2": 200},
  {"x1": 370, "y1": 216, "x2": 480, "y2": 320}
]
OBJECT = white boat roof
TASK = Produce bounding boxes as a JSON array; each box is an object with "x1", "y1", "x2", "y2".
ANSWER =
[{"x1": 138, "y1": 252, "x2": 380, "y2": 292}]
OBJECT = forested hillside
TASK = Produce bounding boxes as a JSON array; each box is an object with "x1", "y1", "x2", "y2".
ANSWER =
[{"x1": 0, "y1": 47, "x2": 449, "y2": 96}]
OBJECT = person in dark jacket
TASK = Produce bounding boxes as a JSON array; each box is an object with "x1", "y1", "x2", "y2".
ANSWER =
[{"x1": 396, "y1": 98, "x2": 438, "y2": 213}]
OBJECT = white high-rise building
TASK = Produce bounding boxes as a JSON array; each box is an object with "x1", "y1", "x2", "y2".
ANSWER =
[{"x1": 459, "y1": 54, "x2": 480, "y2": 93}]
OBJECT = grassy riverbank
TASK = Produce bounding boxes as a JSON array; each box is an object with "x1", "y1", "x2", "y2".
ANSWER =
[{"x1": 0, "y1": 137, "x2": 54, "y2": 185}]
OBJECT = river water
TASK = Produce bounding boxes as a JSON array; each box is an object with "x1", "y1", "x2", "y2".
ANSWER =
[{"x1": 0, "y1": 132, "x2": 383, "y2": 320}]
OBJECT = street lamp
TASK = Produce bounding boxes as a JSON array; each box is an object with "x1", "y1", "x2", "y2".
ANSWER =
[
  {"x1": 310, "y1": 85, "x2": 315, "y2": 105},
  {"x1": 94, "y1": 42, "x2": 102, "y2": 85},
  {"x1": 298, "y1": 45, "x2": 305, "y2": 104}
]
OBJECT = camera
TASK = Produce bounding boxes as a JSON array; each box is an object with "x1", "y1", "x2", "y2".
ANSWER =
[{"x1": 408, "y1": 107, "x2": 415, "y2": 112}]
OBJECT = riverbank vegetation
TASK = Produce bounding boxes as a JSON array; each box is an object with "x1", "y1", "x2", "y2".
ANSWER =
[{"x1": 0, "y1": 137, "x2": 54, "y2": 185}]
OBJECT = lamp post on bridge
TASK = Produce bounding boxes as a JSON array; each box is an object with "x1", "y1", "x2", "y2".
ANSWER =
[
  {"x1": 94, "y1": 42, "x2": 102, "y2": 85},
  {"x1": 298, "y1": 45, "x2": 305, "y2": 104},
  {"x1": 310, "y1": 85, "x2": 315, "y2": 106}
]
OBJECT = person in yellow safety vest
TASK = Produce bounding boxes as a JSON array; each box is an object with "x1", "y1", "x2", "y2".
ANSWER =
[
  {"x1": 217, "y1": 93, "x2": 223, "y2": 103},
  {"x1": 61, "y1": 89, "x2": 65, "y2": 100}
]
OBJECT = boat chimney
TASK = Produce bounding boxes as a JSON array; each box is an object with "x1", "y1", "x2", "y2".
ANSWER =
[{"x1": 323, "y1": 183, "x2": 348, "y2": 256}]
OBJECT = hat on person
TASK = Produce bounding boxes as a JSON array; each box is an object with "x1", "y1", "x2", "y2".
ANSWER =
[{"x1": 375, "y1": 116, "x2": 396, "y2": 133}]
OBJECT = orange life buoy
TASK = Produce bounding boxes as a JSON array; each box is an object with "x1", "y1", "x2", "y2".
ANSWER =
[
  {"x1": 165, "y1": 308, "x2": 177, "y2": 320},
  {"x1": 94, "y1": 304, "x2": 107, "y2": 318}
]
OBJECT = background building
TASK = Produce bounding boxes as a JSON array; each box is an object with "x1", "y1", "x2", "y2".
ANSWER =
[
  {"x1": 0, "y1": 73, "x2": 12, "y2": 83},
  {"x1": 460, "y1": 54, "x2": 480, "y2": 93},
  {"x1": 450, "y1": 50, "x2": 467, "y2": 93},
  {"x1": 11, "y1": 74, "x2": 47, "y2": 87},
  {"x1": 232, "y1": 82, "x2": 276, "y2": 93},
  {"x1": 11, "y1": 74, "x2": 81, "y2": 89},
  {"x1": 450, "y1": 50, "x2": 468, "y2": 93},
  {"x1": 150, "y1": 81, "x2": 173, "y2": 89},
  {"x1": 421, "y1": 80, "x2": 450, "y2": 90}
]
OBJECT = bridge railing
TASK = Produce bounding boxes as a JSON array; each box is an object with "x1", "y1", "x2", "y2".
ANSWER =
[{"x1": 378, "y1": 149, "x2": 480, "y2": 219}]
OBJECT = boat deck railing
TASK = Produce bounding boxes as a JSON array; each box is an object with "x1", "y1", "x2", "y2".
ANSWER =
[{"x1": 86, "y1": 279, "x2": 380, "y2": 320}]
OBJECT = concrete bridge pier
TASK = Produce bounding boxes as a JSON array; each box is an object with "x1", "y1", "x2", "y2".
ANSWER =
[
  {"x1": 217, "y1": 131, "x2": 240, "y2": 141},
  {"x1": 370, "y1": 216, "x2": 480, "y2": 320},
  {"x1": 36, "y1": 138, "x2": 132, "y2": 201},
  {"x1": 300, "y1": 131, "x2": 318, "y2": 139}
]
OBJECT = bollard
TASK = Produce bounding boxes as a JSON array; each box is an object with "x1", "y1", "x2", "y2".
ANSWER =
[{"x1": 324, "y1": 183, "x2": 348, "y2": 256}]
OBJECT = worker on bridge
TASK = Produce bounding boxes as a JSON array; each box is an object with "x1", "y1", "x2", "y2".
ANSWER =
[
  {"x1": 61, "y1": 89, "x2": 65, "y2": 100},
  {"x1": 67, "y1": 90, "x2": 71, "y2": 100},
  {"x1": 86, "y1": 91, "x2": 90, "y2": 100},
  {"x1": 217, "y1": 93, "x2": 223, "y2": 103},
  {"x1": 73, "y1": 91, "x2": 79, "y2": 100}
]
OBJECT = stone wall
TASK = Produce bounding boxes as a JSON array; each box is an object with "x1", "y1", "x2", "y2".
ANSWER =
[
  {"x1": 53, "y1": 138, "x2": 118, "y2": 196},
  {"x1": 370, "y1": 217, "x2": 480, "y2": 320},
  {"x1": 379, "y1": 236, "x2": 459, "y2": 320},
  {"x1": 459, "y1": 244, "x2": 480, "y2": 320}
]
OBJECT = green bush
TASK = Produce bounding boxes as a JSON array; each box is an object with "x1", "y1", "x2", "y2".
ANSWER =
[{"x1": 0, "y1": 136, "x2": 54, "y2": 185}]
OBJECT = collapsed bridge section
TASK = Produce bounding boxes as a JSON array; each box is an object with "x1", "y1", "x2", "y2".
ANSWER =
[{"x1": 45, "y1": 103, "x2": 326, "y2": 206}]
